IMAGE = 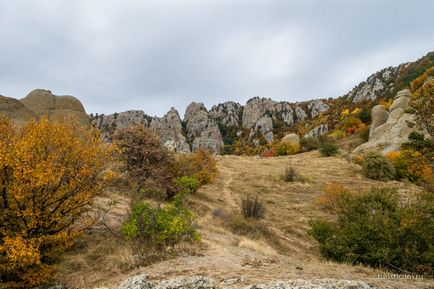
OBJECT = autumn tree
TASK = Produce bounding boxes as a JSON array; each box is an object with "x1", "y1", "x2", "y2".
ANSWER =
[
  {"x1": 0, "y1": 117, "x2": 114, "y2": 288},
  {"x1": 408, "y1": 78, "x2": 434, "y2": 138},
  {"x1": 113, "y1": 124, "x2": 176, "y2": 199}
]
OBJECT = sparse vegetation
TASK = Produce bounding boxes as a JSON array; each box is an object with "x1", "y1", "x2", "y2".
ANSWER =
[
  {"x1": 122, "y1": 194, "x2": 199, "y2": 250},
  {"x1": 176, "y1": 176, "x2": 200, "y2": 194},
  {"x1": 282, "y1": 166, "x2": 301, "y2": 182},
  {"x1": 241, "y1": 196, "x2": 265, "y2": 220},
  {"x1": 361, "y1": 152, "x2": 396, "y2": 181},
  {"x1": 310, "y1": 187, "x2": 434, "y2": 275},
  {"x1": 300, "y1": 136, "x2": 320, "y2": 152}
]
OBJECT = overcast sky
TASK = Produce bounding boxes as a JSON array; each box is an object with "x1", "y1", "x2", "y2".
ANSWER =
[{"x1": 1, "y1": 0, "x2": 433, "y2": 117}]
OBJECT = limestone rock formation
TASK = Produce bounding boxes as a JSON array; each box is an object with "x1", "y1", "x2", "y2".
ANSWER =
[
  {"x1": 184, "y1": 102, "x2": 211, "y2": 140},
  {"x1": 191, "y1": 120, "x2": 224, "y2": 153},
  {"x1": 304, "y1": 124, "x2": 329, "y2": 138},
  {"x1": 0, "y1": 95, "x2": 36, "y2": 126},
  {"x1": 20, "y1": 89, "x2": 89, "y2": 124},
  {"x1": 274, "y1": 102, "x2": 294, "y2": 126},
  {"x1": 353, "y1": 89, "x2": 424, "y2": 154},
  {"x1": 347, "y1": 67, "x2": 399, "y2": 102},
  {"x1": 242, "y1": 279, "x2": 373, "y2": 289},
  {"x1": 150, "y1": 108, "x2": 190, "y2": 153},
  {"x1": 253, "y1": 115, "x2": 274, "y2": 143},
  {"x1": 294, "y1": 106, "x2": 307, "y2": 121},
  {"x1": 307, "y1": 99, "x2": 330, "y2": 118},
  {"x1": 184, "y1": 102, "x2": 224, "y2": 153},
  {"x1": 242, "y1": 97, "x2": 277, "y2": 129},
  {"x1": 369, "y1": 105, "x2": 389, "y2": 138},
  {"x1": 118, "y1": 274, "x2": 215, "y2": 289},
  {"x1": 209, "y1": 101, "x2": 242, "y2": 127}
]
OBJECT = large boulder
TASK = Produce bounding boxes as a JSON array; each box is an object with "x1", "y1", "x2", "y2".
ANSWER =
[
  {"x1": 0, "y1": 95, "x2": 36, "y2": 126},
  {"x1": 242, "y1": 279, "x2": 373, "y2": 289},
  {"x1": 20, "y1": 89, "x2": 89, "y2": 124},
  {"x1": 191, "y1": 120, "x2": 224, "y2": 153},
  {"x1": 253, "y1": 115, "x2": 274, "y2": 143},
  {"x1": 369, "y1": 105, "x2": 389, "y2": 138},
  {"x1": 353, "y1": 89, "x2": 426, "y2": 154},
  {"x1": 184, "y1": 102, "x2": 210, "y2": 140},
  {"x1": 281, "y1": 133, "x2": 300, "y2": 145}
]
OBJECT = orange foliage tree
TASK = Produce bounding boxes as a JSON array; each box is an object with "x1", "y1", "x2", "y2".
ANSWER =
[{"x1": 0, "y1": 117, "x2": 114, "y2": 288}]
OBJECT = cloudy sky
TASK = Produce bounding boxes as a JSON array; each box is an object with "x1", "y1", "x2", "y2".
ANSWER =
[{"x1": 1, "y1": 0, "x2": 433, "y2": 117}]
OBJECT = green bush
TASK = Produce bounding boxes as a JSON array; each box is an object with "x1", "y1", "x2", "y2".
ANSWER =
[
  {"x1": 176, "y1": 176, "x2": 200, "y2": 194},
  {"x1": 361, "y1": 152, "x2": 396, "y2": 181},
  {"x1": 122, "y1": 195, "x2": 199, "y2": 249},
  {"x1": 300, "y1": 137, "x2": 320, "y2": 152},
  {"x1": 319, "y1": 142, "x2": 339, "y2": 157},
  {"x1": 241, "y1": 196, "x2": 265, "y2": 220},
  {"x1": 310, "y1": 187, "x2": 434, "y2": 274}
]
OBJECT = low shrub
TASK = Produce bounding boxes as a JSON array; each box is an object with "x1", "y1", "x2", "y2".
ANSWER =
[
  {"x1": 315, "y1": 182, "x2": 350, "y2": 212},
  {"x1": 176, "y1": 176, "x2": 200, "y2": 194},
  {"x1": 387, "y1": 150, "x2": 432, "y2": 183},
  {"x1": 122, "y1": 195, "x2": 199, "y2": 250},
  {"x1": 319, "y1": 142, "x2": 339, "y2": 157},
  {"x1": 358, "y1": 127, "x2": 370, "y2": 142},
  {"x1": 310, "y1": 187, "x2": 434, "y2": 274},
  {"x1": 174, "y1": 150, "x2": 218, "y2": 185},
  {"x1": 361, "y1": 152, "x2": 396, "y2": 181},
  {"x1": 272, "y1": 142, "x2": 300, "y2": 156},
  {"x1": 282, "y1": 166, "x2": 301, "y2": 182},
  {"x1": 241, "y1": 196, "x2": 265, "y2": 220},
  {"x1": 228, "y1": 214, "x2": 273, "y2": 240},
  {"x1": 300, "y1": 137, "x2": 320, "y2": 152},
  {"x1": 261, "y1": 148, "x2": 276, "y2": 158}
]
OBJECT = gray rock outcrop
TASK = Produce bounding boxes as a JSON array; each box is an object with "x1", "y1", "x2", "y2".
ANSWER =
[
  {"x1": 242, "y1": 279, "x2": 373, "y2": 289},
  {"x1": 117, "y1": 275, "x2": 215, "y2": 289},
  {"x1": 242, "y1": 97, "x2": 277, "y2": 129},
  {"x1": 304, "y1": 124, "x2": 329, "y2": 138},
  {"x1": 150, "y1": 108, "x2": 190, "y2": 153},
  {"x1": 209, "y1": 101, "x2": 242, "y2": 127},
  {"x1": 253, "y1": 116, "x2": 274, "y2": 143},
  {"x1": 184, "y1": 102, "x2": 224, "y2": 153},
  {"x1": 353, "y1": 89, "x2": 424, "y2": 154},
  {"x1": 307, "y1": 100, "x2": 329, "y2": 118}
]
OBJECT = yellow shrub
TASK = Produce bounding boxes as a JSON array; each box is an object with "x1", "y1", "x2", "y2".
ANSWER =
[
  {"x1": 271, "y1": 142, "x2": 300, "y2": 156},
  {"x1": 388, "y1": 150, "x2": 433, "y2": 183},
  {"x1": 174, "y1": 150, "x2": 218, "y2": 185},
  {"x1": 0, "y1": 117, "x2": 114, "y2": 288},
  {"x1": 379, "y1": 99, "x2": 393, "y2": 110},
  {"x1": 316, "y1": 182, "x2": 352, "y2": 212}
]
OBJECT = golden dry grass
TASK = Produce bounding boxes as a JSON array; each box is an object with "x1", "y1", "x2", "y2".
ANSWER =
[{"x1": 54, "y1": 151, "x2": 430, "y2": 289}]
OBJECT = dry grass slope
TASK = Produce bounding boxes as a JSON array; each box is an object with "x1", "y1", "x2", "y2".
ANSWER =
[{"x1": 54, "y1": 152, "x2": 430, "y2": 289}]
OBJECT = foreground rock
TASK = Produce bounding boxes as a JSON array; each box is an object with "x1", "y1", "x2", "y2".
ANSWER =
[{"x1": 114, "y1": 274, "x2": 373, "y2": 289}]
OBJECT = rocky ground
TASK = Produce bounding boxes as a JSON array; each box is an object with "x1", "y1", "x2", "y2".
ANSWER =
[{"x1": 54, "y1": 152, "x2": 431, "y2": 289}]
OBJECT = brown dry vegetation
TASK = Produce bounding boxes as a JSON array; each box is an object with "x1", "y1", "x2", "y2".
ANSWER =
[{"x1": 54, "y1": 151, "x2": 431, "y2": 289}]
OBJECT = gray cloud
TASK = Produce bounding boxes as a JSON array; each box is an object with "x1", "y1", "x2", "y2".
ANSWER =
[{"x1": 1, "y1": 0, "x2": 433, "y2": 117}]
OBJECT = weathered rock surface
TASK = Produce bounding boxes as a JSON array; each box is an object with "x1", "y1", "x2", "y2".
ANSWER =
[
  {"x1": 150, "y1": 108, "x2": 191, "y2": 153},
  {"x1": 209, "y1": 101, "x2": 242, "y2": 127},
  {"x1": 307, "y1": 100, "x2": 329, "y2": 118},
  {"x1": 0, "y1": 95, "x2": 36, "y2": 126},
  {"x1": 369, "y1": 105, "x2": 389, "y2": 138},
  {"x1": 92, "y1": 110, "x2": 150, "y2": 139},
  {"x1": 114, "y1": 275, "x2": 374, "y2": 289},
  {"x1": 353, "y1": 89, "x2": 425, "y2": 154},
  {"x1": 242, "y1": 97, "x2": 277, "y2": 129},
  {"x1": 242, "y1": 279, "x2": 374, "y2": 289},
  {"x1": 347, "y1": 66, "x2": 399, "y2": 102},
  {"x1": 281, "y1": 133, "x2": 300, "y2": 145},
  {"x1": 184, "y1": 102, "x2": 224, "y2": 153},
  {"x1": 304, "y1": 124, "x2": 329, "y2": 138},
  {"x1": 20, "y1": 89, "x2": 89, "y2": 124},
  {"x1": 253, "y1": 116, "x2": 274, "y2": 143}
]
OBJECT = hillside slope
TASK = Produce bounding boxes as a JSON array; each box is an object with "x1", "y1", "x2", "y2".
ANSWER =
[{"x1": 54, "y1": 152, "x2": 429, "y2": 289}]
